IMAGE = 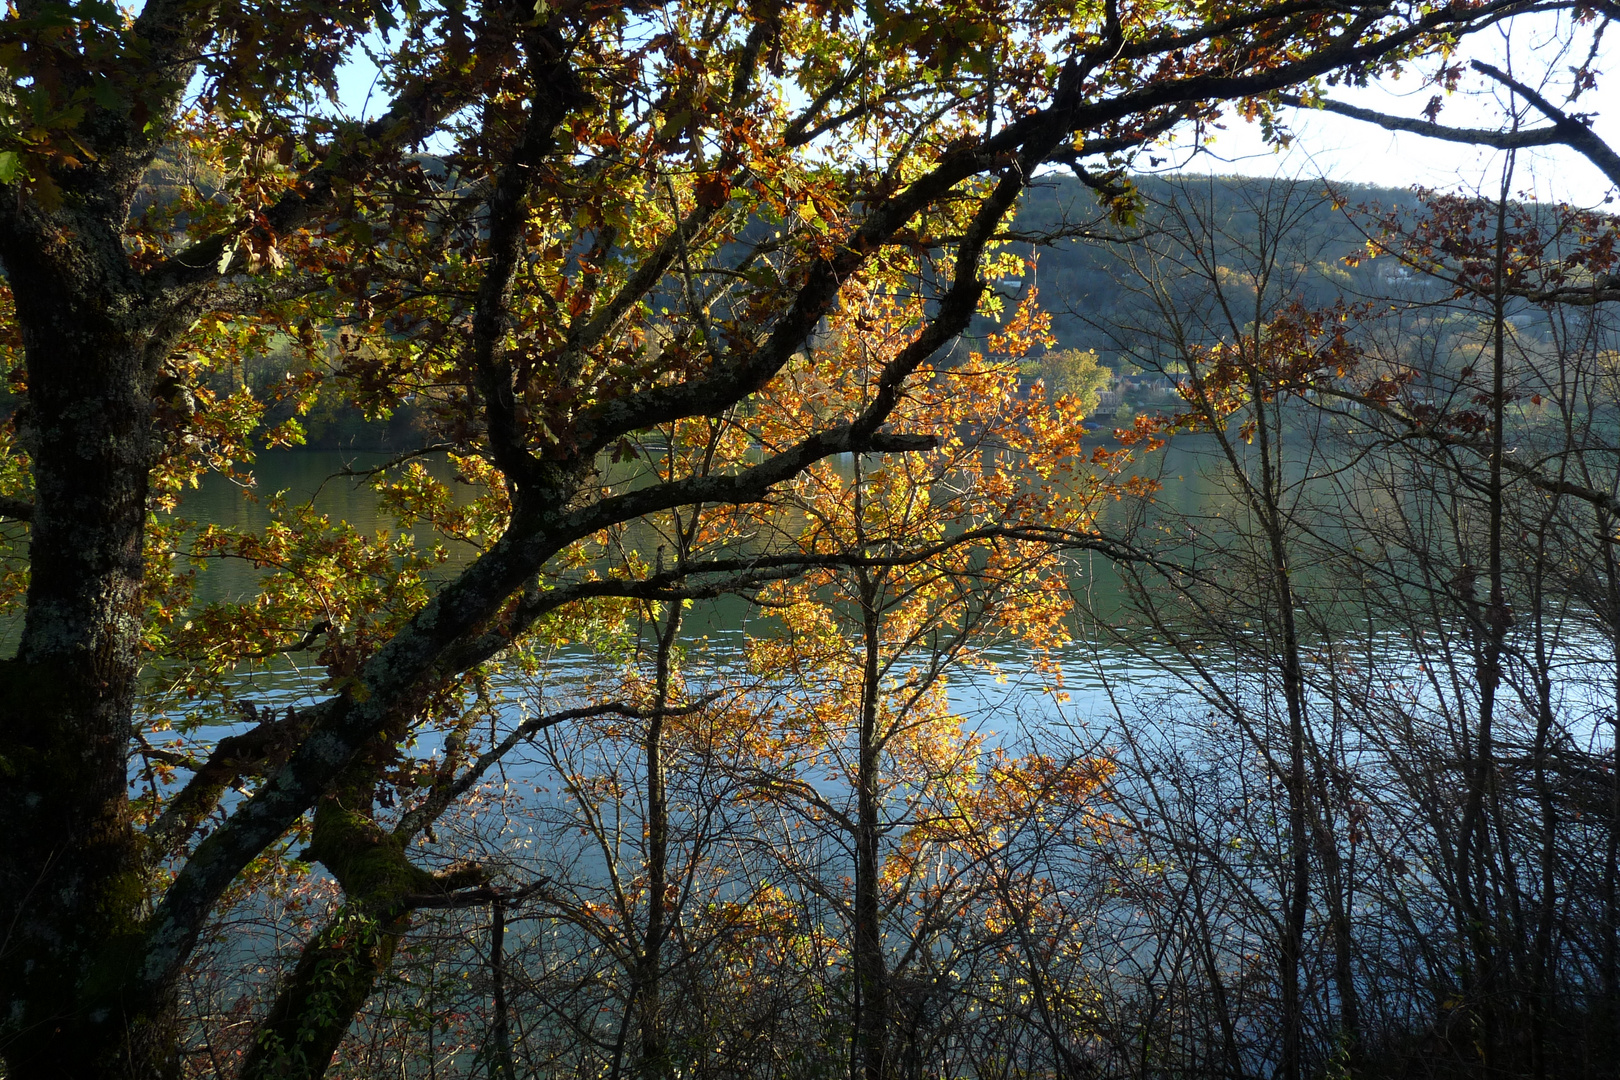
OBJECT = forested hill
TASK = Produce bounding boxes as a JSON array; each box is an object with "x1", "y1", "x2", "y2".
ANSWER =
[
  {"x1": 111, "y1": 165, "x2": 1429, "y2": 450},
  {"x1": 1010, "y1": 172, "x2": 1423, "y2": 357}
]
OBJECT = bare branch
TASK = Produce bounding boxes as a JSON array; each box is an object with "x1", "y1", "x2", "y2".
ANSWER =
[
  {"x1": 401, "y1": 880, "x2": 548, "y2": 910},
  {"x1": 1277, "y1": 92, "x2": 1571, "y2": 150},
  {"x1": 1471, "y1": 58, "x2": 1620, "y2": 190},
  {"x1": 394, "y1": 700, "x2": 668, "y2": 841},
  {"x1": 1324, "y1": 386, "x2": 1620, "y2": 518}
]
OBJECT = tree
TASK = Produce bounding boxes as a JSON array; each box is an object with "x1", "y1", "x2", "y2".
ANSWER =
[
  {"x1": 1031, "y1": 347, "x2": 1112, "y2": 417},
  {"x1": 0, "y1": 0, "x2": 1565, "y2": 1077},
  {"x1": 733, "y1": 286, "x2": 1108, "y2": 1080},
  {"x1": 434, "y1": 289, "x2": 1122, "y2": 1080},
  {"x1": 1315, "y1": 134, "x2": 1620, "y2": 1075},
  {"x1": 1072, "y1": 39, "x2": 1620, "y2": 1072},
  {"x1": 1094, "y1": 175, "x2": 1370, "y2": 1079}
]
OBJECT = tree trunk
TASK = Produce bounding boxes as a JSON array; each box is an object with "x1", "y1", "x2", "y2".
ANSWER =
[
  {"x1": 633, "y1": 592, "x2": 683, "y2": 1080},
  {"x1": 852, "y1": 563, "x2": 889, "y2": 1080},
  {"x1": 0, "y1": 206, "x2": 174, "y2": 1079},
  {"x1": 236, "y1": 768, "x2": 481, "y2": 1080},
  {"x1": 1455, "y1": 159, "x2": 1516, "y2": 1071},
  {"x1": 1248, "y1": 391, "x2": 1312, "y2": 1080},
  {"x1": 1593, "y1": 505, "x2": 1620, "y2": 1064},
  {"x1": 238, "y1": 907, "x2": 412, "y2": 1080},
  {"x1": 489, "y1": 901, "x2": 518, "y2": 1080}
]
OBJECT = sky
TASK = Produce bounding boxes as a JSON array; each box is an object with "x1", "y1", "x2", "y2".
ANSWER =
[
  {"x1": 1154, "y1": 14, "x2": 1620, "y2": 207},
  {"x1": 1169, "y1": 79, "x2": 1620, "y2": 209},
  {"x1": 328, "y1": 10, "x2": 1620, "y2": 208}
]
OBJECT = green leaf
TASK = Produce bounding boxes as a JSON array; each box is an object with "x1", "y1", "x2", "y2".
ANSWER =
[
  {"x1": 0, "y1": 151, "x2": 20, "y2": 184},
  {"x1": 91, "y1": 79, "x2": 122, "y2": 110}
]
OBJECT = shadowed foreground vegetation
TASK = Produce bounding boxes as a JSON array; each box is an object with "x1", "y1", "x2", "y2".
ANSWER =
[{"x1": 3, "y1": 1, "x2": 1620, "y2": 1078}]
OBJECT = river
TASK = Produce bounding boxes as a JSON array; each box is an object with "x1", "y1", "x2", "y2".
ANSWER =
[
  {"x1": 11, "y1": 435, "x2": 1592, "y2": 752},
  {"x1": 159, "y1": 443, "x2": 1237, "y2": 739}
]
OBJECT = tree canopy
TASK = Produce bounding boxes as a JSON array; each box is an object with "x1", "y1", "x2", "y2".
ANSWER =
[{"x1": 0, "y1": 0, "x2": 1587, "y2": 1078}]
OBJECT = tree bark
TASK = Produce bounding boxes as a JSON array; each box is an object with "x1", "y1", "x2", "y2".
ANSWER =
[
  {"x1": 238, "y1": 906, "x2": 412, "y2": 1080},
  {"x1": 0, "y1": 199, "x2": 175, "y2": 1078},
  {"x1": 633, "y1": 591, "x2": 684, "y2": 1080},
  {"x1": 852, "y1": 560, "x2": 889, "y2": 1080}
]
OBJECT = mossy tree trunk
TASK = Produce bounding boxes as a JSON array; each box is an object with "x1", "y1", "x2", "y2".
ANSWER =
[{"x1": 0, "y1": 182, "x2": 178, "y2": 1079}]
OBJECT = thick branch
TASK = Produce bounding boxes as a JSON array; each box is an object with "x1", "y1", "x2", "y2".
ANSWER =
[
  {"x1": 470, "y1": 28, "x2": 590, "y2": 492},
  {"x1": 859, "y1": 168, "x2": 1031, "y2": 445},
  {"x1": 444, "y1": 523, "x2": 1136, "y2": 678},
  {"x1": 1119, "y1": 0, "x2": 1381, "y2": 62},
  {"x1": 142, "y1": 705, "x2": 314, "y2": 862},
  {"x1": 1050, "y1": 0, "x2": 1545, "y2": 150},
  {"x1": 1277, "y1": 92, "x2": 1570, "y2": 149},
  {"x1": 1281, "y1": 57, "x2": 1620, "y2": 194},
  {"x1": 561, "y1": 198, "x2": 726, "y2": 368},
  {"x1": 568, "y1": 70, "x2": 1076, "y2": 461},
  {"x1": 129, "y1": 0, "x2": 222, "y2": 88},
  {"x1": 401, "y1": 881, "x2": 547, "y2": 910},
  {"x1": 1470, "y1": 58, "x2": 1620, "y2": 190},
  {"x1": 136, "y1": 49, "x2": 1088, "y2": 982},
  {"x1": 576, "y1": 20, "x2": 772, "y2": 340},
  {"x1": 393, "y1": 700, "x2": 651, "y2": 840}
]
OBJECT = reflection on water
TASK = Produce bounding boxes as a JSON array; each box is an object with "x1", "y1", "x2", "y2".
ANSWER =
[
  {"x1": 155, "y1": 441, "x2": 1239, "y2": 731},
  {"x1": 177, "y1": 449, "x2": 473, "y2": 607},
  {"x1": 0, "y1": 435, "x2": 1465, "y2": 735}
]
